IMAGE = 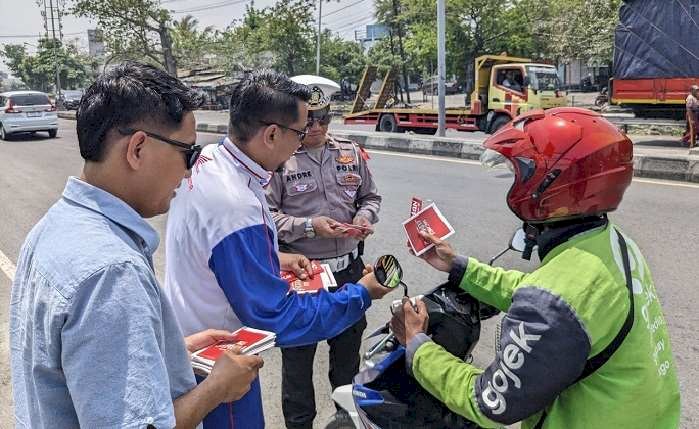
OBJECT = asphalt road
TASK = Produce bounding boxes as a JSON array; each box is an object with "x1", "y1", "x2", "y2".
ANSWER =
[{"x1": 0, "y1": 119, "x2": 697, "y2": 428}]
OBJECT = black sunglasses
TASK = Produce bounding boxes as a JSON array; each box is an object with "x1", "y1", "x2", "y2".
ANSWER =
[
  {"x1": 259, "y1": 121, "x2": 308, "y2": 142},
  {"x1": 119, "y1": 128, "x2": 202, "y2": 170},
  {"x1": 306, "y1": 112, "x2": 332, "y2": 127}
]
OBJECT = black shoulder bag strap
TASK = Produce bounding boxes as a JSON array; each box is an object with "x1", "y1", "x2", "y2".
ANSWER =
[
  {"x1": 576, "y1": 228, "x2": 635, "y2": 382},
  {"x1": 534, "y1": 228, "x2": 635, "y2": 429}
]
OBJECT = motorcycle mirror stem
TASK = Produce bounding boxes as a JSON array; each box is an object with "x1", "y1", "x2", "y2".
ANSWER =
[{"x1": 489, "y1": 227, "x2": 530, "y2": 265}]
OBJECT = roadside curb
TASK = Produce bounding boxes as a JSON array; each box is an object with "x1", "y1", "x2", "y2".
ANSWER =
[
  {"x1": 196, "y1": 123, "x2": 228, "y2": 134},
  {"x1": 56, "y1": 115, "x2": 698, "y2": 183},
  {"x1": 633, "y1": 153, "x2": 699, "y2": 183},
  {"x1": 58, "y1": 111, "x2": 76, "y2": 120}
]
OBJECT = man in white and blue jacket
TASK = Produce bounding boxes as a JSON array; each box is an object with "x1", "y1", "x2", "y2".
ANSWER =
[{"x1": 163, "y1": 71, "x2": 393, "y2": 428}]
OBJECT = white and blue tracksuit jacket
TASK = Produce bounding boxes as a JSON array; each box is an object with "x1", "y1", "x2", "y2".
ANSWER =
[{"x1": 164, "y1": 137, "x2": 371, "y2": 428}]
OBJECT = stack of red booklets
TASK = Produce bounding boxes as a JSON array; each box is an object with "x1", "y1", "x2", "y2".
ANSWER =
[
  {"x1": 331, "y1": 222, "x2": 373, "y2": 238},
  {"x1": 281, "y1": 261, "x2": 337, "y2": 294},
  {"x1": 191, "y1": 327, "x2": 276, "y2": 375}
]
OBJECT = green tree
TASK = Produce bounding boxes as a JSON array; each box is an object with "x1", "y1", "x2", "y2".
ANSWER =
[
  {"x1": 399, "y1": 0, "x2": 527, "y2": 83},
  {"x1": 536, "y1": 0, "x2": 622, "y2": 62},
  {"x1": 379, "y1": 0, "x2": 622, "y2": 87},
  {"x1": 318, "y1": 30, "x2": 366, "y2": 83},
  {"x1": 1, "y1": 39, "x2": 95, "y2": 92},
  {"x1": 171, "y1": 15, "x2": 216, "y2": 68},
  {"x1": 261, "y1": 0, "x2": 316, "y2": 75},
  {"x1": 70, "y1": 0, "x2": 178, "y2": 75},
  {"x1": 216, "y1": 0, "x2": 315, "y2": 76}
]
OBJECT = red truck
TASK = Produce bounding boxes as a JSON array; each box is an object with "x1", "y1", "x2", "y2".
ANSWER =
[{"x1": 611, "y1": 0, "x2": 699, "y2": 119}]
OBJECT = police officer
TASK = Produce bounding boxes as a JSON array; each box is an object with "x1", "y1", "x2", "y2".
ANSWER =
[{"x1": 266, "y1": 75, "x2": 381, "y2": 429}]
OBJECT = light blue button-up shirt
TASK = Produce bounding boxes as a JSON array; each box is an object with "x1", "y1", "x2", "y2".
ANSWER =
[{"x1": 10, "y1": 177, "x2": 196, "y2": 428}]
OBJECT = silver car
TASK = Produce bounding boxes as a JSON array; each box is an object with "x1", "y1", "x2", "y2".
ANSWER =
[{"x1": 0, "y1": 91, "x2": 58, "y2": 140}]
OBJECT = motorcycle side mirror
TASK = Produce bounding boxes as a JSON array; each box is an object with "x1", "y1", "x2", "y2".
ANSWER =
[
  {"x1": 488, "y1": 228, "x2": 527, "y2": 265},
  {"x1": 509, "y1": 228, "x2": 527, "y2": 252},
  {"x1": 374, "y1": 255, "x2": 408, "y2": 296}
]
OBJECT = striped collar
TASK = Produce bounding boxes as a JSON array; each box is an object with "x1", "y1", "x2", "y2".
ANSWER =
[{"x1": 221, "y1": 137, "x2": 272, "y2": 187}]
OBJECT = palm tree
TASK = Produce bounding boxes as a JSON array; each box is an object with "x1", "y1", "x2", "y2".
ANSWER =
[{"x1": 171, "y1": 15, "x2": 215, "y2": 66}]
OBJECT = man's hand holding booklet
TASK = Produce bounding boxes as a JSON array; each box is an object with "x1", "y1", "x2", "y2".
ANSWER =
[
  {"x1": 281, "y1": 261, "x2": 337, "y2": 294},
  {"x1": 191, "y1": 327, "x2": 276, "y2": 375},
  {"x1": 403, "y1": 201, "x2": 455, "y2": 256}
]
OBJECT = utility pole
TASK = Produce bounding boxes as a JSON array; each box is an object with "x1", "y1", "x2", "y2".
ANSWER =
[
  {"x1": 316, "y1": 0, "x2": 322, "y2": 75},
  {"x1": 436, "y1": 0, "x2": 446, "y2": 136},
  {"x1": 41, "y1": 0, "x2": 64, "y2": 108},
  {"x1": 391, "y1": 0, "x2": 410, "y2": 104}
]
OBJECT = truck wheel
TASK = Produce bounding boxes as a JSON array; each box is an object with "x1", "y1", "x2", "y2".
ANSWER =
[
  {"x1": 48, "y1": 129, "x2": 58, "y2": 138},
  {"x1": 378, "y1": 114, "x2": 401, "y2": 133},
  {"x1": 488, "y1": 115, "x2": 511, "y2": 134}
]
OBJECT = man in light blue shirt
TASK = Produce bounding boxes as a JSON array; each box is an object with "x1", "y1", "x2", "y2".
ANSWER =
[{"x1": 10, "y1": 62, "x2": 262, "y2": 429}]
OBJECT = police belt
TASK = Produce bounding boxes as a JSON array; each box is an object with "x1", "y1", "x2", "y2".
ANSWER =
[{"x1": 318, "y1": 248, "x2": 359, "y2": 273}]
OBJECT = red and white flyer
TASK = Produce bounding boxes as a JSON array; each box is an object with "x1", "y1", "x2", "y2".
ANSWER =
[
  {"x1": 332, "y1": 222, "x2": 374, "y2": 238},
  {"x1": 191, "y1": 327, "x2": 276, "y2": 374},
  {"x1": 280, "y1": 260, "x2": 324, "y2": 283},
  {"x1": 402, "y1": 203, "x2": 455, "y2": 256},
  {"x1": 284, "y1": 263, "x2": 337, "y2": 294}
]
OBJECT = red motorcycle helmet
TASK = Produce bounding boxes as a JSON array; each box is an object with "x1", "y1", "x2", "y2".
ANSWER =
[{"x1": 481, "y1": 107, "x2": 633, "y2": 223}]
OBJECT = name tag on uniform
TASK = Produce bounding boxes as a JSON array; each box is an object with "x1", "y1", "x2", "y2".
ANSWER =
[{"x1": 286, "y1": 170, "x2": 313, "y2": 182}]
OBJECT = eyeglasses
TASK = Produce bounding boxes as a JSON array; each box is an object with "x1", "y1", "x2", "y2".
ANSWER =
[
  {"x1": 119, "y1": 128, "x2": 202, "y2": 170},
  {"x1": 306, "y1": 112, "x2": 332, "y2": 127},
  {"x1": 259, "y1": 121, "x2": 308, "y2": 142}
]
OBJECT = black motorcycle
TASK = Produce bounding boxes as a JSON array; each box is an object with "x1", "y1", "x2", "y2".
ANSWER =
[{"x1": 330, "y1": 230, "x2": 527, "y2": 429}]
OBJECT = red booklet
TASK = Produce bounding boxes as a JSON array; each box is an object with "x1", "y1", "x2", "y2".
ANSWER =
[
  {"x1": 403, "y1": 203, "x2": 455, "y2": 256},
  {"x1": 192, "y1": 327, "x2": 276, "y2": 366},
  {"x1": 285, "y1": 263, "x2": 337, "y2": 294},
  {"x1": 280, "y1": 260, "x2": 324, "y2": 283},
  {"x1": 332, "y1": 222, "x2": 373, "y2": 238}
]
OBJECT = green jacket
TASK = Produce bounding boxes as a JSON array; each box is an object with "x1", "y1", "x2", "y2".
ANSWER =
[{"x1": 410, "y1": 223, "x2": 680, "y2": 428}]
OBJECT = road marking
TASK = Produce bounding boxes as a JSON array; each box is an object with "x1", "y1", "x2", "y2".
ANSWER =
[
  {"x1": 367, "y1": 150, "x2": 699, "y2": 189},
  {"x1": 632, "y1": 178, "x2": 699, "y2": 189},
  {"x1": 0, "y1": 249, "x2": 16, "y2": 282}
]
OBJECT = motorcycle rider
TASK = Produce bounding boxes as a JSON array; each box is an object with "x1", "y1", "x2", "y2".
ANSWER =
[{"x1": 391, "y1": 107, "x2": 680, "y2": 428}]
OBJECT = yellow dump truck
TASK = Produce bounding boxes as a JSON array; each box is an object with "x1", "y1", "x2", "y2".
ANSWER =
[{"x1": 344, "y1": 55, "x2": 566, "y2": 134}]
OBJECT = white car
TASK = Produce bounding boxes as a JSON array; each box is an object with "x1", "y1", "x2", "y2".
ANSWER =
[{"x1": 0, "y1": 91, "x2": 58, "y2": 140}]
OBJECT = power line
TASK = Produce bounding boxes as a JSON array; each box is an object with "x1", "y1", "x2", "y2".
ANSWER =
[
  {"x1": 324, "y1": 10, "x2": 374, "y2": 28},
  {"x1": 171, "y1": 0, "x2": 248, "y2": 13},
  {"x1": 332, "y1": 14, "x2": 375, "y2": 33},
  {"x1": 322, "y1": 0, "x2": 368, "y2": 19}
]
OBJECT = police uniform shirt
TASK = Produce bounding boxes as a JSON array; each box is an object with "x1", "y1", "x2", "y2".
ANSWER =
[{"x1": 266, "y1": 135, "x2": 381, "y2": 260}]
